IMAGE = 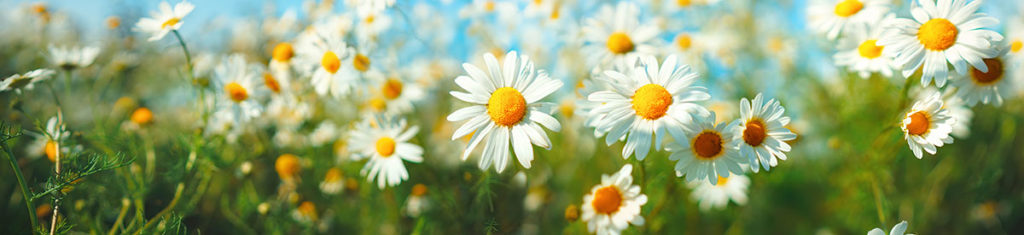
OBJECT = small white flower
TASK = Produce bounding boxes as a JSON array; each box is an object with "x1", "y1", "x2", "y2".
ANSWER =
[
  {"x1": 581, "y1": 2, "x2": 660, "y2": 68},
  {"x1": 581, "y1": 164, "x2": 647, "y2": 235},
  {"x1": 1, "y1": 69, "x2": 55, "y2": 94},
  {"x1": 349, "y1": 115, "x2": 423, "y2": 189},
  {"x1": 48, "y1": 45, "x2": 100, "y2": 70},
  {"x1": 735, "y1": 93, "x2": 797, "y2": 172},
  {"x1": 807, "y1": 0, "x2": 890, "y2": 40},
  {"x1": 667, "y1": 112, "x2": 745, "y2": 185},
  {"x1": 135, "y1": 0, "x2": 194, "y2": 41},
  {"x1": 867, "y1": 220, "x2": 914, "y2": 235},
  {"x1": 901, "y1": 90, "x2": 955, "y2": 159},
  {"x1": 212, "y1": 54, "x2": 264, "y2": 124},
  {"x1": 688, "y1": 174, "x2": 750, "y2": 211}
]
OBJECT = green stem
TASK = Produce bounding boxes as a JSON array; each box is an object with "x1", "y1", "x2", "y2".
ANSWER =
[
  {"x1": 1, "y1": 134, "x2": 39, "y2": 230},
  {"x1": 170, "y1": 30, "x2": 208, "y2": 124}
]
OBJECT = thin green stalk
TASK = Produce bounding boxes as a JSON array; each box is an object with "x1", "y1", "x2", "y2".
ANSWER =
[
  {"x1": 1, "y1": 133, "x2": 39, "y2": 230},
  {"x1": 170, "y1": 30, "x2": 208, "y2": 124}
]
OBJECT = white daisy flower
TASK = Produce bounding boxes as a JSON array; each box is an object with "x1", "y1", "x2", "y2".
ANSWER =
[
  {"x1": 588, "y1": 55, "x2": 710, "y2": 160},
  {"x1": 1, "y1": 69, "x2": 55, "y2": 94},
  {"x1": 735, "y1": 93, "x2": 797, "y2": 172},
  {"x1": 319, "y1": 168, "x2": 345, "y2": 195},
  {"x1": 580, "y1": 164, "x2": 647, "y2": 235},
  {"x1": 310, "y1": 121, "x2": 340, "y2": 147},
  {"x1": 953, "y1": 45, "x2": 1012, "y2": 106},
  {"x1": 48, "y1": 45, "x2": 100, "y2": 71},
  {"x1": 268, "y1": 42, "x2": 297, "y2": 95},
  {"x1": 667, "y1": 112, "x2": 745, "y2": 185},
  {"x1": 265, "y1": 95, "x2": 312, "y2": 131},
  {"x1": 807, "y1": 0, "x2": 890, "y2": 40},
  {"x1": 868, "y1": 220, "x2": 914, "y2": 235},
  {"x1": 688, "y1": 174, "x2": 750, "y2": 211},
  {"x1": 212, "y1": 54, "x2": 263, "y2": 124},
  {"x1": 901, "y1": 90, "x2": 955, "y2": 159},
  {"x1": 1005, "y1": 19, "x2": 1024, "y2": 65},
  {"x1": 368, "y1": 75, "x2": 426, "y2": 114},
  {"x1": 134, "y1": 0, "x2": 194, "y2": 41},
  {"x1": 834, "y1": 13, "x2": 901, "y2": 79},
  {"x1": 447, "y1": 51, "x2": 563, "y2": 173},
  {"x1": 581, "y1": 2, "x2": 660, "y2": 68},
  {"x1": 295, "y1": 26, "x2": 356, "y2": 98},
  {"x1": 877, "y1": 0, "x2": 1004, "y2": 87},
  {"x1": 665, "y1": 32, "x2": 708, "y2": 75},
  {"x1": 404, "y1": 184, "x2": 430, "y2": 217},
  {"x1": 349, "y1": 115, "x2": 423, "y2": 189}
]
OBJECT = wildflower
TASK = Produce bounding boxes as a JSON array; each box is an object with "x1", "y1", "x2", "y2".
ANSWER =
[
  {"x1": 902, "y1": 91, "x2": 955, "y2": 159},
  {"x1": 1, "y1": 69, "x2": 55, "y2": 94},
  {"x1": 212, "y1": 54, "x2": 263, "y2": 124},
  {"x1": 735, "y1": 93, "x2": 797, "y2": 172},
  {"x1": 667, "y1": 112, "x2": 745, "y2": 185},
  {"x1": 688, "y1": 174, "x2": 750, "y2": 211},
  {"x1": 275, "y1": 153, "x2": 302, "y2": 181},
  {"x1": 295, "y1": 26, "x2": 357, "y2": 98},
  {"x1": 48, "y1": 45, "x2": 100, "y2": 70},
  {"x1": 867, "y1": 221, "x2": 913, "y2": 235},
  {"x1": 319, "y1": 168, "x2": 345, "y2": 195},
  {"x1": 447, "y1": 51, "x2": 563, "y2": 173},
  {"x1": 130, "y1": 107, "x2": 154, "y2": 126},
  {"x1": 588, "y1": 55, "x2": 710, "y2": 160},
  {"x1": 581, "y1": 164, "x2": 647, "y2": 235},
  {"x1": 135, "y1": 1, "x2": 194, "y2": 41},
  {"x1": 807, "y1": 0, "x2": 890, "y2": 40},
  {"x1": 953, "y1": 45, "x2": 1012, "y2": 106},
  {"x1": 581, "y1": 2, "x2": 660, "y2": 68},
  {"x1": 833, "y1": 14, "x2": 900, "y2": 79},
  {"x1": 349, "y1": 115, "x2": 423, "y2": 189},
  {"x1": 404, "y1": 184, "x2": 430, "y2": 217},
  {"x1": 877, "y1": 0, "x2": 1004, "y2": 87}
]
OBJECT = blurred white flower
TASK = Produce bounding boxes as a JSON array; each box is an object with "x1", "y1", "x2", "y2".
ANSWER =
[
  {"x1": 135, "y1": 0, "x2": 194, "y2": 41},
  {"x1": 48, "y1": 45, "x2": 100, "y2": 71},
  {"x1": 1, "y1": 69, "x2": 55, "y2": 94}
]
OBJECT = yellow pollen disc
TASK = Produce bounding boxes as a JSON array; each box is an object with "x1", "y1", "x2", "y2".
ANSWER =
[
  {"x1": 353, "y1": 54, "x2": 371, "y2": 72},
  {"x1": 857, "y1": 39, "x2": 884, "y2": 59},
  {"x1": 743, "y1": 119, "x2": 767, "y2": 147},
  {"x1": 161, "y1": 17, "x2": 180, "y2": 29},
  {"x1": 272, "y1": 43, "x2": 294, "y2": 62},
  {"x1": 365, "y1": 15, "x2": 375, "y2": 24},
  {"x1": 106, "y1": 17, "x2": 121, "y2": 29},
  {"x1": 298, "y1": 201, "x2": 317, "y2": 217},
  {"x1": 676, "y1": 34, "x2": 693, "y2": 50},
  {"x1": 485, "y1": 1, "x2": 496, "y2": 12},
  {"x1": 606, "y1": 32, "x2": 636, "y2": 55},
  {"x1": 264, "y1": 73, "x2": 281, "y2": 93},
  {"x1": 224, "y1": 82, "x2": 249, "y2": 102},
  {"x1": 487, "y1": 87, "x2": 528, "y2": 127},
  {"x1": 631, "y1": 84, "x2": 673, "y2": 120},
  {"x1": 550, "y1": 7, "x2": 561, "y2": 19},
  {"x1": 45, "y1": 141, "x2": 58, "y2": 162},
  {"x1": 382, "y1": 79, "x2": 404, "y2": 100},
  {"x1": 275, "y1": 154, "x2": 301, "y2": 179},
  {"x1": 1012, "y1": 40, "x2": 1023, "y2": 53},
  {"x1": 369, "y1": 98, "x2": 387, "y2": 112},
  {"x1": 833, "y1": 0, "x2": 863, "y2": 17},
  {"x1": 905, "y1": 111, "x2": 930, "y2": 135},
  {"x1": 591, "y1": 186, "x2": 623, "y2": 214},
  {"x1": 716, "y1": 176, "x2": 730, "y2": 185},
  {"x1": 324, "y1": 168, "x2": 343, "y2": 182},
  {"x1": 677, "y1": 0, "x2": 693, "y2": 7},
  {"x1": 693, "y1": 131, "x2": 724, "y2": 160},
  {"x1": 970, "y1": 58, "x2": 1004, "y2": 85},
  {"x1": 411, "y1": 184, "x2": 428, "y2": 196},
  {"x1": 321, "y1": 51, "x2": 341, "y2": 74},
  {"x1": 918, "y1": 18, "x2": 958, "y2": 51},
  {"x1": 131, "y1": 107, "x2": 154, "y2": 125},
  {"x1": 375, "y1": 137, "x2": 396, "y2": 157}
]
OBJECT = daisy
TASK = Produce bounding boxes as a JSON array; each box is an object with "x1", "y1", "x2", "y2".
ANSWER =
[
  {"x1": 319, "y1": 168, "x2": 345, "y2": 195},
  {"x1": 901, "y1": 90, "x2": 955, "y2": 159},
  {"x1": 588, "y1": 55, "x2": 710, "y2": 160},
  {"x1": 268, "y1": 42, "x2": 296, "y2": 94},
  {"x1": 868, "y1": 221, "x2": 913, "y2": 235},
  {"x1": 667, "y1": 112, "x2": 745, "y2": 185},
  {"x1": 48, "y1": 45, "x2": 100, "y2": 71},
  {"x1": 447, "y1": 51, "x2": 563, "y2": 173},
  {"x1": 370, "y1": 75, "x2": 426, "y2": 114},
  {"x1": 1, "y1": 69, "x2": 55, "y2": 94},
  {"x1": 275, "y1": 153, "x2": 302, "y2": 182},
  {"x1": 134, "y1": 0, "x2": 194, "y2": 41},
  {"x1": 735, "y1": 93, "x2": 797, "y2": 172},
  {"x1": 807, "y1": 0, "x2": 890, "y2": 40},
  {"x1": 295, "y1": 26, "x2": 357, "y2": 98},
  {"x1": 581, "y1": 2, "x2": 660, "y2": 68},
  {"x1": 665, "y1": 32, "x2": 707, "y2": 75},
  {"x1": 212, "y1": 54, "x2": 263, "y2": 124},
  {"x1": 580, "y1": 164, "x2": 647, "y2": 235},
  {"x1": 834, "y1": 14, "x2": 901, "y2": 79},
  {"x1": 309, "y1": 121, "x2": 339, "y2": 147},
  {"x1": 1005, "y1": 19, "x2": 1024, "y2": 64},
  {"x1": 404, "y1": 184, "x2": 430, "y2": 217},
  {"x1": 953, "y1": 45, "x2": 1012, "y2": 106},
  {"x1": 348, "y1": 115, "x2": 423, "y2": 189},
  {"x1": 877, "y1": 0, "x2": 1004, "y2": 87},
  {"x1": 688, "y1": 174, "x2": 750, "y2": 211}
]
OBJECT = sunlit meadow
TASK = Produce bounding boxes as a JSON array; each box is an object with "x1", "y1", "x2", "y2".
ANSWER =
[{"x1": 1, "y1": 0, "x2": 1023, "y2": 234}]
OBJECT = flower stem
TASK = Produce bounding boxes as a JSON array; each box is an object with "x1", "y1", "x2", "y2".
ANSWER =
[
  {"x1": 0, "y1": 131, "x2": 39, "y2": 230},
  {"x1": 171, "y1": 29, "x2": 208, "y2": 124},
  {"x1": 49, "y1": 112, "x2": 64, "y2": 235}
]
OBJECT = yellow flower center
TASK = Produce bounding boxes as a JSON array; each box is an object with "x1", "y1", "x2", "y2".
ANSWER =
[
  {"x1": 107, "y1": 17, "x2": 121, "y2": 29},
  {"x1": 324, "y1": 168, "x2": 343, "y2": 182},
  {"x1": 742, "y1": 119, "x2": 767, "y2": 147},
  {"x1": 1012, "y1": 40, "x2": 1023, "y2": 53},
  {"x1": 677, "y1": 0, "x2": 693, "y2": 7},
  {"x1": 487, "y1": 87, "x2": 528, "y2": 127},
  {"x1": 412, "y1": 184, "x2": 428, "y2": 196},
  {"x1": 264, "y1": 73, "x2": 281, "y2": 93},
  {"x1": 321, "y1": 51, "x2": 341, "y2": 74},
  {"x1": 970, "y1": 58, "x2": 1004, "y2": 85},
  {"x1": 375, "y1": 137, "x2": 396, "y2": 157},
  {"x1": 382, "y1": 79, "x2": 404, "y2": 100},
  {"x1": 591, "y1": 186, "x2": 622, "y2": 214},
  {"x1": 161, "y1": 17, "x2": 180, "y2": 29},
  {"x1": 716, "y1": 176, "x2": 730, "y2": 186},
  {"x1": 275, "y1": 154, "x2": 301, "y2": 180},
  {"x1": 353, "y1": 53, "x2": 370, "y2": 72},
  {"x1": 631, "y1": 84, "x2": 673, "y2": 120},
  {"x1": 693, "y1": 131, "x2": 724, "y2": 160},
  {"x1": 918, "y1": 18, "x2": 958, "y2": 51},
  {"x1": 298, "y1": 201, "x2": 317, "y2": 218},
  {"x1": 857, "y1": 39, "x2": 884, "y2": 59},
  {"x1": 606, "y1": 32, "x2": 635, "y2": 55},
  {"x1": 272, "y1": 42, "x2": 294, "y2": 62},
  {"x1": 369, "y1": 98, "x2": 387, "y2": 112},
  {"x1": 224, "y1": 82, "x2": 249, "y2": 102},
  {"x1": 676, "y1": 34, "x2": 693, "y2": 50},
  {"x1": 905, "y1": 111, "x2": 930, "y2": 136},
  {"x1": 833, "y1": 0, "x2": 863, "y2": 17},
  {"x1": 45, "y1": 141, "x2": 58, "y2": 162},
  {"x1": 485, "y1": 1, "x2": 496, "y2": 12},
  {"x1": 131, "y1": 107, "x2": 154, "y2": 125}
]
